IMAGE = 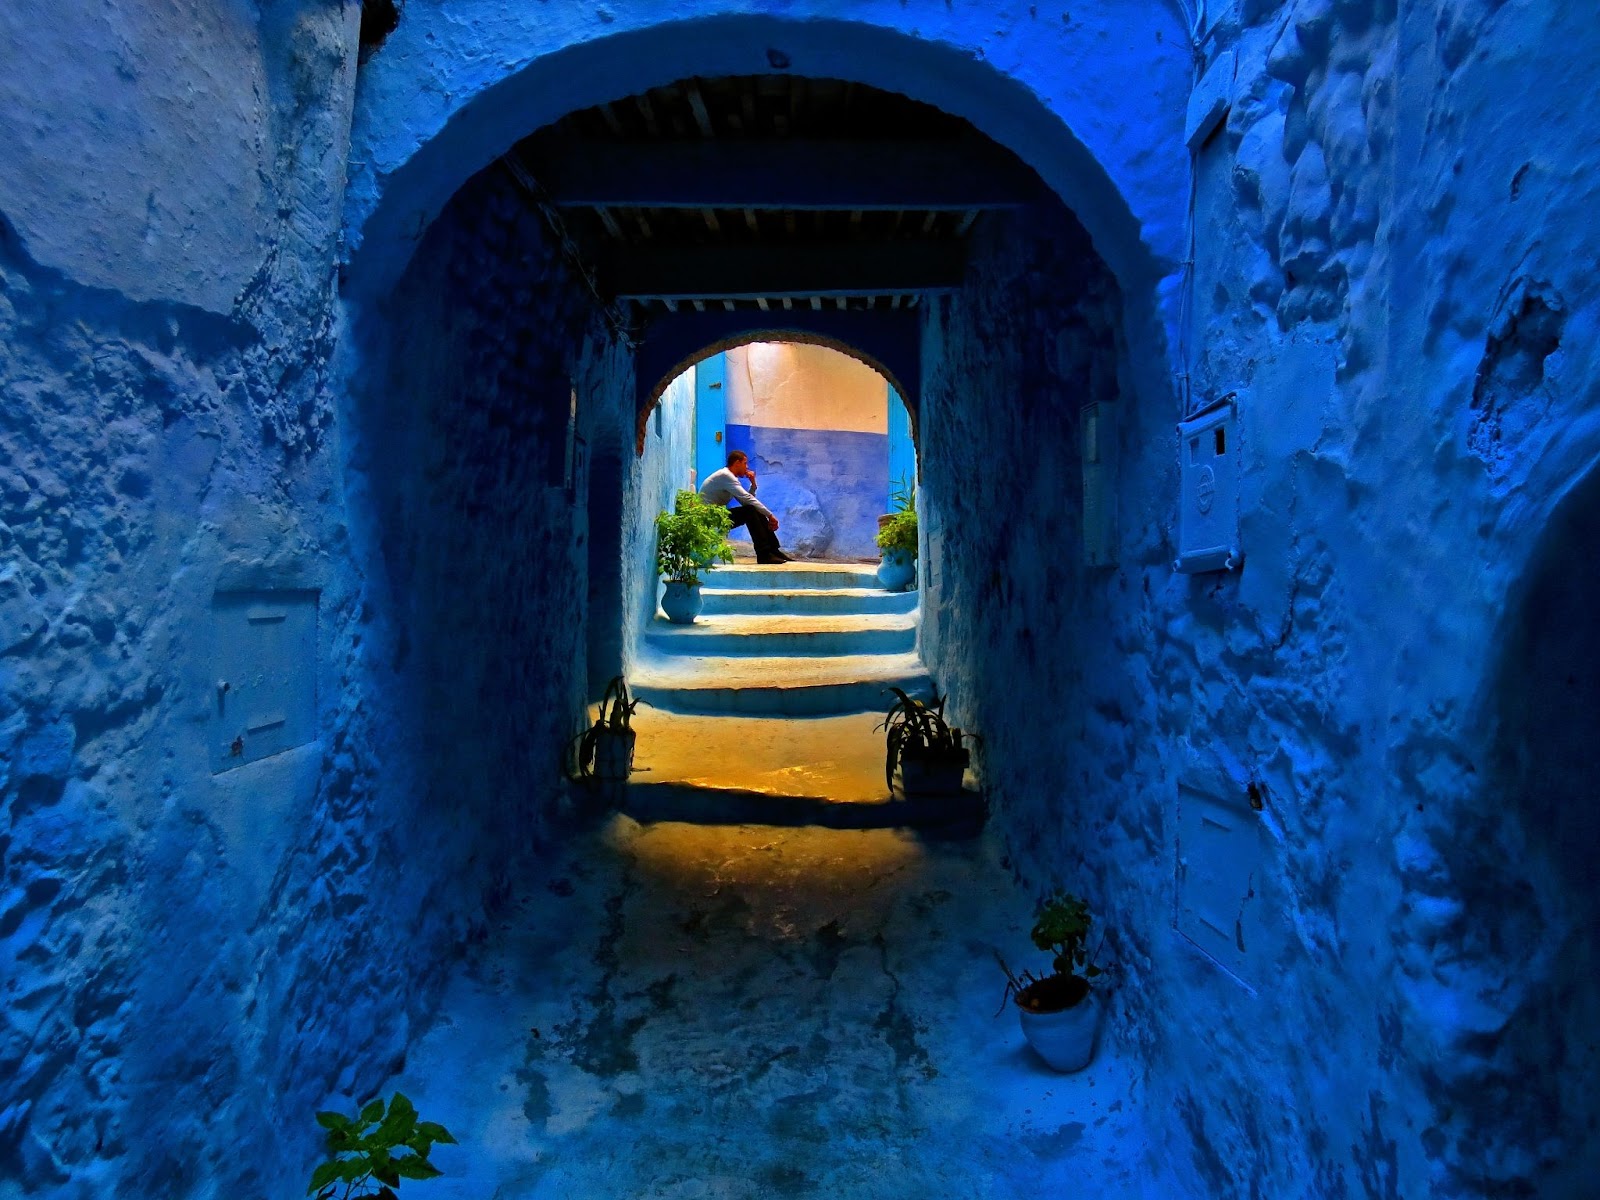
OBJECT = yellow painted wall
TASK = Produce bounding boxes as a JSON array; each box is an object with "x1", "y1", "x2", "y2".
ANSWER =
[{"x1": 724, "y1": 342, "x2": 888, "y2": 433}]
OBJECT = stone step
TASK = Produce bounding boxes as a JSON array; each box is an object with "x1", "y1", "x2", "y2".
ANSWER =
[
  {"x1": 644, "y1": 611, "x2": 916, "y2": 658},
  {"x1": 699, "y1": 587, "x2": 917, "y2": 617},
  {"x1": 616, "y1": 709, "x2": 983, "y2": 834},
  {"x1": 702, "y1": 562, "x2": 881, "y2": 591},
  {"x1": 622, "y1": 782, "x2": 985, "y2": 834},
  {"x1": 630, "y1": 651, "x2": 933, "y2": 716}
]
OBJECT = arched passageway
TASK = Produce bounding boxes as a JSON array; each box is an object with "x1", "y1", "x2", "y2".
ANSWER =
[
  {"x1": 335, "y1": 18, "x2": 1159, "y2": 1188},
  {"x1": 325, "y1": 4, "x2": 1199, "y2": 1194}
]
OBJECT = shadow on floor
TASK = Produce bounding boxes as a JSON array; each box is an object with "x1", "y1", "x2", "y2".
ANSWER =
[{"x1": 388, "y1": 818, "x2": 1170, "y2": 1200}]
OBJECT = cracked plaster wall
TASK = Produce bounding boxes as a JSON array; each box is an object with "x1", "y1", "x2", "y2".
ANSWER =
[
  {"x1": 1, "y1": 6, "x2": 614, "y2": 1198},
  {"x1": 625, "y1": 363, "x2": 697, "y2": 661},
  {"x1": 921, "y1": 1, "x2": 1600, "y2": 1196},
  {"x1": 0, "y1": 2, "x2": 410, "y2": 1196}
]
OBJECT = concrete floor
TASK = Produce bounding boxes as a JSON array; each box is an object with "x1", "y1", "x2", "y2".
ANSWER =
[
  {"x1": 387, "y1": 563, "x2": 1163, "y2": 1198},
  {"x1": 392, "y1": 816, "x2": 1163, "y2": 1199}
]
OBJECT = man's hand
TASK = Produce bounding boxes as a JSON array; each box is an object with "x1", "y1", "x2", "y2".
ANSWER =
[{"x1": 767, "y1": 514, "x2": 780, "y2": 531}]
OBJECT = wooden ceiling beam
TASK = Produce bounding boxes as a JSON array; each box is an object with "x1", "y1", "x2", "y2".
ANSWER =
[{"x1": 536, "y1": 138, "x2": 1037, "y2": 211}]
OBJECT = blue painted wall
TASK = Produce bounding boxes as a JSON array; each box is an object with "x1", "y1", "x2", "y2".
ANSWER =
[
  {"x1": 723, "y1": 423, "x2": 888, "y2": 560},
  {"x1": 627, "y1": 365, "x2": 697, "y2": 654}
]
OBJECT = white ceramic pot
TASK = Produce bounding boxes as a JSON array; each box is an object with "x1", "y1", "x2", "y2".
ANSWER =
[{"x1": 1017, "y1": 990, "x2": 1101, "y2": 1073}]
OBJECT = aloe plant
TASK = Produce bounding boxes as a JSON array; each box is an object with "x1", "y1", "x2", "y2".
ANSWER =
[
  {"x1": 877, "y1": 686, "x2": 968, "y2": 790},
  {"x1": 572, "y1": 675, "x2": 646, "y2": 780}
]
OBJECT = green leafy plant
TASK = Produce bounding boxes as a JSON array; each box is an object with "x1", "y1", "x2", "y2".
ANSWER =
[
  {"x1": 308, "y1": 1092, "x2": 456, "y2": 1200},
  {"x1": 875, "y1": 508, "x2": 918, "y2": 557},
  {"x1": 571, "y1": 675, "x2": 646, "y2": 780},
  {"x1": 996, "y1": 894, "x2": 1106, "y2": 1015},
  {"x1": 877, "y1": 686, "x2": 969, "y2": 791},
  {"x1": 656, "y1": 489, "x2": 734, "y2": 584}
]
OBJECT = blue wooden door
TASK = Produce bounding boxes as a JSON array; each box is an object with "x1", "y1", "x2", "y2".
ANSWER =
[
  {"x1": 694, "y1": 352, "x2": 727, "y2": 487},
  {"x1": 888, "y1": 384, "x2": 917, "y2": 504}
]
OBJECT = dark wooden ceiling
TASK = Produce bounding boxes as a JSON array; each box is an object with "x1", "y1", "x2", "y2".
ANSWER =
[{"x1": 502, "y1": 76, "x2": 1042, "y2": 316}]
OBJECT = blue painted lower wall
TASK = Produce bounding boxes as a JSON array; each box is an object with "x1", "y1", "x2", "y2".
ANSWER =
[{"x1": 724, "y1": 423, "x2": 888, "y2": 560}]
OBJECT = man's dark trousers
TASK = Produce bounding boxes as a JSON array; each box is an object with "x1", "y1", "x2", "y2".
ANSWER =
[{"x1": 730, "y1": 505, "x2": 784, "y2": 562}]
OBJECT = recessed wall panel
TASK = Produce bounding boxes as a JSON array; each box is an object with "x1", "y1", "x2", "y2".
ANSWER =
[{"x1": 211, "y1": 590, "x2": 318, "y2": 772}]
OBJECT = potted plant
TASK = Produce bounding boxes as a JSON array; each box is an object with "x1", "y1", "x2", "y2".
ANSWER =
[
  {"x1": 308, "y1": 1091, "x2": 456, "y2": 1200},
  {"x1": 572, "y1": 675, "x2": 644, "y2": 782},
  {"x1": 997, "y1": 894, "x2": 1107, "y2": 1073},
  {"x1": 878, "y1": 686, "x2": 970, "y2": 797},
  {"x1": 655, "y1": 489, "x2": 734, "y2": 624},
  {"x1": 875, "y1": 480, "x2": 917, "y2": 592}
]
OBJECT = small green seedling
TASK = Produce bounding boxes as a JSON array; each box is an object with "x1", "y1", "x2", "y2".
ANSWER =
[
  {"x1": 996, "y1": 893, "x2": 1107, "y2": 1014},
  {"x1": 308, "y1": 1092, "x2": 456, "y2": 1200}
]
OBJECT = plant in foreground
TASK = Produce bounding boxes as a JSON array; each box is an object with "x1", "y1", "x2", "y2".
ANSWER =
[
  {"x1": 655, "y1": 489, "x2": 734, "y2": 584},
  {"x1": 308, "y1": 1092, "x2": 456, "y2": 1200},
  {"x1": 996, "y1": 893, "x2": 1106, "y2": 1014}
]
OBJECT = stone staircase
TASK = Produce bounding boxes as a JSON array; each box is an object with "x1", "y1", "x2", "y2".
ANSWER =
[{"x1": 624, "y1": 563, "x2": 981, "y2": 832}]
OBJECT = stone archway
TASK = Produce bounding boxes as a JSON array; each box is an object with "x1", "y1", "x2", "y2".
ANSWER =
[
  {"x1": 340, "y1": 7, "x2": 1190, "y2": 307},
  {"x1": 635, "y1": 323, "x2": 918, "y2": 457}
]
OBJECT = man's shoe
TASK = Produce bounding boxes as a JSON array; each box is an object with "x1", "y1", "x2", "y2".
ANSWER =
[{"x1": 772, "y1": 553, "x2": 792, "y2": 563}]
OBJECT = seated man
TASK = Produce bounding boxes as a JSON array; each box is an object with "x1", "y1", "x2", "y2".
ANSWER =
[{"x1": 698, "y1": 450, "x2": 789, "y2": 564}]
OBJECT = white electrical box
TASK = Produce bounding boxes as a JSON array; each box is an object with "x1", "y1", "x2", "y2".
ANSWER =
[
  {"x1": 1080, "y1": 401, "x2": 1117, "y2": 567},
  {"x1": 1185, "y1": 50, "x2": 1237, "y2": 151},
  {"x1": 1175, "y1": 398, "x2": 1240, "y2": 573},
  {"x1": 1176, "y1": 781, "x2": 1262, "y2": 987}
]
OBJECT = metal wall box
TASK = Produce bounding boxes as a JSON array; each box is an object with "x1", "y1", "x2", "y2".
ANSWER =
[
  {"x1": 211, "y1": 590, "x2": 318, "y2": 772},
  {"x1": 1080, "y1": 401, "x2": 1117, "y2": 567},
  {"x1": 1176, "y1": 782, "x2": 1262, "y2": 986},
  {"x1": 1185, "y1": 51, "x2": 1236, "y2": 150},
  {"x1": 1175, "y1": 399, "x2": 1240, "y2": 573}
]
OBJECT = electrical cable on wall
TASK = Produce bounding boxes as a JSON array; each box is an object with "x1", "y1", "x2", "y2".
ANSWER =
[
  {"x1": 502, "y1": 156, "x2": 639, "y2": 351},
  {"x1": 1175, "y1": 0, "x2": 1226, "y2": 418}
]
